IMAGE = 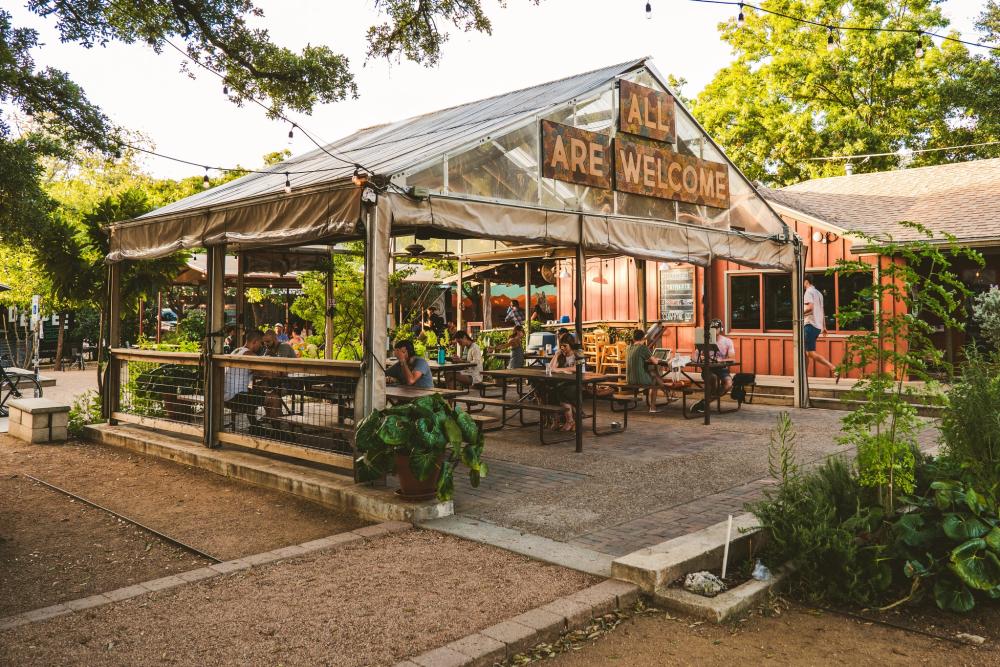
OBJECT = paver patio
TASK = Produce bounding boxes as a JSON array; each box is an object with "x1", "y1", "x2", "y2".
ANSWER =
[{"x1": 439, "y1": 400, "x2": 938, "y2": 557}]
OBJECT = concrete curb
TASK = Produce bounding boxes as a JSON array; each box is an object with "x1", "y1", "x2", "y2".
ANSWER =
[
  {"x1": 653, "y1": 566, "x2": 790, "y2": 623},
  {"x1": 0, "y1": 521, "x2": 411, "y2": 632},
  {"x1": 396, "y1": 579, "x2": 641, "y2": 667}
]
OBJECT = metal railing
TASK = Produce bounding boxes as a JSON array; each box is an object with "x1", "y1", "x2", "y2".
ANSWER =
[{"x1": 109, "y1": 349, "x2": 362, "y2": 471}]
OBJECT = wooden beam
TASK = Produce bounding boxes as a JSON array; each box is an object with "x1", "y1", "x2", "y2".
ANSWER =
[
  {"x1": 111, "y1": 412, "x2": 202, "y2": 437},
  {"x1": 204, "y1": 245, "x2": 226, "y2": 448},
  {"x1": 216, "y1": 431, "x2": 354, "y2": 471}
]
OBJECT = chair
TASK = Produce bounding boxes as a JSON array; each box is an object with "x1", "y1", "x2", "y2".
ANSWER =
[{"x1": 600, "y1": 342, "x2": 628, "y2": 376}]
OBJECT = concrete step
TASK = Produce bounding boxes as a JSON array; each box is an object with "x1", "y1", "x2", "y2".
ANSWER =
[{"x1": 809, "y1": 396, "x2": 943, "y2": 418}]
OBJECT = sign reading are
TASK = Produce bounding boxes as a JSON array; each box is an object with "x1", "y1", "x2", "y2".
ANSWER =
[
  {"x1": 540, "y1": 119, "x2": 612, "y2": 190},
  {"x1": 619, "y1": 80, "x2": 675, "y2": 144},
  {"x1": 614, "y1": 135, "x2": 730, "y2": 209}
]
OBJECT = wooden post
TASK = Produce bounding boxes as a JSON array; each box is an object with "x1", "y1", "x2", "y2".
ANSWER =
[
  {"x1": 236, "y1": 253, "x2": 247, "y2": 340},
  {"x1": 324, "y1": 264, "x2": 334, "y2": 360},
  {"x1": 456, "y1": 249, "x2": 465, "y2": 330},
  {"x1": 575, "y1": 226, "x2": 585, "y2": 454},
  {"x1": 204, "y1": 245, "x2": 226, "y2": 448},
  {"x1": 155, "y1": 291, "x2": 162, "y2": 344},
  {"x1": 524, "y1": 261, "x2": 531, "y2": 329},
  {"x1": 702, "y1": 262, "x2": 712, "y2": 426},
  {"x1": 792, "y1": 244, "x2": 808, "y2": 408},
  {"x1": 137, "y1": 298, "x2": 144, "y2": 340},
  {"x1": 637, "y1": 259, "x2": 648, "y2": 330},
  {"x1": 105, "y1": 262, "x2": 122, "y2": 423}
]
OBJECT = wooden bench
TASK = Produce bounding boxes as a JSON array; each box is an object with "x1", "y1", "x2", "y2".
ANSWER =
[{"x1": 454, "y1": 395, "x2": 574, "y2": 445}]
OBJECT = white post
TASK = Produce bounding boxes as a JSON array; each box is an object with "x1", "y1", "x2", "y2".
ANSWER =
[{"x1": 721, "y1": 514, "x2": 734, "y2": 579}]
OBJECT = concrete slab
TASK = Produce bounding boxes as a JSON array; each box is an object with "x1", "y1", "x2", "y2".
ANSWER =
[
  {"x1": 84, "y1": 423, "x2": 453, "y2": 524},
  {"x1": 420, "y1": 515, "x2": 613, "y2": 577},
  {"x1": 653, "y1": 566, "x2": 789, "y2": 623},
  {"x1": 611, "y1": 513, "x2": 761, "y2": 592}
]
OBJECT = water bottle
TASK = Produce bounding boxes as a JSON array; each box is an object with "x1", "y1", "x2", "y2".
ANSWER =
[{"x1": 437, "y1": 346, "x2": 446, "y2": 365}]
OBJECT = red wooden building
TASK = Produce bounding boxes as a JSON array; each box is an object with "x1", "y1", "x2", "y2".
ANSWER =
[{"x1": 557, "y1": 158, "x2": 1000, "y2": 379}]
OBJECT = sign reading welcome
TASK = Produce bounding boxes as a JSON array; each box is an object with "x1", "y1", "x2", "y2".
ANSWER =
[{"x1": 539, "y1": 81, "x2": 730, "y2": 210}]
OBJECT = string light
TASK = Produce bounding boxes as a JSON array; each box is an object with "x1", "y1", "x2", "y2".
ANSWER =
[
  {"x1": 222, "y1": 82, "x2": 228, "y2": 95},
  {"x1": 283, "y1": 173, "x2": 291, "y2": 194},
  {"x1": 737, "y1": 3, "x2": 745, "y2": 27},
  {"x1": 202, "y1": 168, "x2": 210, "y2": 189},
  {"x1": 645, "y1": 2, "x2": 652, "y2": 19},
  {"x1": 287, "y1": 124, "x2": 295, "y2": 144},
  {"x1": 827, "y1": 27, "x2": 836, "y2": 52},
  {"x1": 915, "y1": 32, "x2": 925, "y2": 58},
  {"x1": 351, "y1": 165, "x2": 368, "y2": 187}
]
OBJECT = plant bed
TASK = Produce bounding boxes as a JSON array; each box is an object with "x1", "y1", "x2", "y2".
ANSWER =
[{"x1": 654, "y1": 563, "x2": 791, "y2": 623}]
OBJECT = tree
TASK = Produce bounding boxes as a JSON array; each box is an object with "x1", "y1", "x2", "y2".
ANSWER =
[{"x1": 693, "y1": 0, "x2": 990, "y2": 185}]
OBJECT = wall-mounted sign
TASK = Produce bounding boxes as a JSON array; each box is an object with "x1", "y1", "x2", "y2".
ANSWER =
[
  {"x1": 619, "y1": 80, "x2": 675, "y2": 144},
  {"x1": 659, "y1": 266, "x2": 696, "y2": 324},
  {"x1": 614, "y1": 135, "x2": 730, "y2": 209},
  {"x1": 540, "y1": 119, "x2": 612, "y2": 190}
]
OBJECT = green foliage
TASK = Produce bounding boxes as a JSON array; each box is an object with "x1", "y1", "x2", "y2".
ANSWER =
[
  {"x1": 940, "y1": 349, "x2": 1000, "y2": 496},
  {"x1": 749, "y1": 414, "x2": 890, "y2": 605},
  {"x1": 972, "y1": 287, "x2": 1000, "y2": 351},
  {"x1": 693, "y1": 0, "x2": 993, "y2": 185},
  {"x1": 175, "y1": 309, "x2": 206, "y2": 344},
  {"x1": 68, "y1": 389, "x2": 104, "y2": 437},
  {"x1": 354, "y1": 394, "x2": 486, "y2": 502},
  {"x1": 834, "y1": 223, "x2": 983, "y2": 511}
]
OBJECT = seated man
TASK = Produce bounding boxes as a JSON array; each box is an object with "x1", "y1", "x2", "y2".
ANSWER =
[
  {"x1": 626, "y1": 329, "x2": 671, "y2": 413},
  {"x1": 452, "y1": 331, "x2": 483, "y2": 388},
  {"x1": 386, "y1": 339, "x2": 434, "y2": 388},
  {"x1": 223, "y1": 331, "x2": 281, "y2": 424},
  {"x1": 262, "y1": 329, "x2": 297, "y2": 358},
  {"x1": 694, "y1": 319, "x2": 736, "y2": 413}
]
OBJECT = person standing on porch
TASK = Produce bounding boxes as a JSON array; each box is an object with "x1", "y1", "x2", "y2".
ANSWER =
[
  {"x1": 504, "y1": 300, "x2": 525, "y2": 327},
  {"x1": 803, "y1": 275, "x2": 840, "y2": 382}
]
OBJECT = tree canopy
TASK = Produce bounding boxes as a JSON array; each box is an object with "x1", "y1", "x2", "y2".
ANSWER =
[{"x1": 692, "y1": 0, "x2": 999, "y2": 185}]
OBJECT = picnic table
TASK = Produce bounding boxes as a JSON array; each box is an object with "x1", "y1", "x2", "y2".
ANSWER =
[
  {"x1": 453, "y1": 367, "x2": 628, "y2": 444},
  {"x1": 682, "y1": 359, "x2": 741, "y2": 423},
  {"x1": 385, "y1": 385, "x2": 465, "y2": 403}
]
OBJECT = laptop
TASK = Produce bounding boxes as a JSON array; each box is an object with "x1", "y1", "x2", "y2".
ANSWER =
[{"x1": 652, "y1": 347, "x2": 672, "y2": 361}]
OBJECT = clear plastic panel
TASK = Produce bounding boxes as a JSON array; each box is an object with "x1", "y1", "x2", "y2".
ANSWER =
[
  {"x1": 574, "y1": 87, "x2": 614, "y2": 134},
  {"x1": 677, "y1": 202, "x2": 729, "y2": 229},
  {"x1": 616, "y1": 192, "x2": 677, "y2": 221},
  {"x1": 447, "y1": 124, "x2": 539, "y2": 203},
  {"x1": 406, "y1": 158, "x2": 444, "y2": 192},
  {"x1": 676, "y1": 108, "x2": 705, "y2": 158},
  {"x1": 727, "y1": 171, "x2": 786, "y2": 236},
  {"x1": 625, "y1": 68, "x2": 664, "y2": 92}
]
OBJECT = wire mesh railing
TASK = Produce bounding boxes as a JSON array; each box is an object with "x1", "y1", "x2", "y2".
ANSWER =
[{"x1": 113, "y1": 349, "x2": 204, "y2": 435}]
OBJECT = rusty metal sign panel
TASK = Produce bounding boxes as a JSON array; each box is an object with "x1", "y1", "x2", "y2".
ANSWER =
[
  {"x1": 618, "y1": 80, "x2": 675, "y2": 144},
  {"x1": 614, "y1": 135, "x2": 730, "y2": 209},
  {"x1": 540, "y1": 119, "x2": 612, "y2": 190}
]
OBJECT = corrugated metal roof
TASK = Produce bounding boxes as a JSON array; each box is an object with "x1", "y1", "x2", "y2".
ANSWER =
[{"x1": 142, "y1": 58, "x2": 646, "y2": 221}]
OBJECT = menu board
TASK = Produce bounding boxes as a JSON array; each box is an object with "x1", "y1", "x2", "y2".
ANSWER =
[{"x1": 659, "y1": 267, "x2": 696, "y2": 324}]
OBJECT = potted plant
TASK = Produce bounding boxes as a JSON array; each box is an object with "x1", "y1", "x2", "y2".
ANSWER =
[{"x1": 355, "y1": 394, "x2": 487, "y2": 501}]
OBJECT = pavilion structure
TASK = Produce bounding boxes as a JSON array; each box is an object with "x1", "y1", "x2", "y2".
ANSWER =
[{"x1": 103, "y1": 58, "x2": 805, "y2": 470}]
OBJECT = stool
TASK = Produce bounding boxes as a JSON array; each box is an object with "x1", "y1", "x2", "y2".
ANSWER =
[{"x1": 8, "y1": 398, "x2": 70, "y2": 443}]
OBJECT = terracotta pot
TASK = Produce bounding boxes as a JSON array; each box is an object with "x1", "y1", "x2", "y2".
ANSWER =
[{"x1": 394, "y1": 452, "x2": 443, "y2": 501}]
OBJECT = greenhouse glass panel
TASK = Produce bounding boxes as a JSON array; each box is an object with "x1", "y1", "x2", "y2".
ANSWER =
[
  {"x1": 678, "y1": 202, "x2": 729, "y2": 229},
  {"x1": 676, "y1": 109, "x2": 705, "y2": 158},
  {"x1": 447, "y1": 124, "x2": 539, "y2": 203},
  {"x1": 573, "y1": 87, "x2": 614, "y2": 134},
  {"x1": 406, "y1": 158, "x2": 444, "y2": 192},
  {"x1": 616, "y1": 192, "x2": 677, "y2": 221}
]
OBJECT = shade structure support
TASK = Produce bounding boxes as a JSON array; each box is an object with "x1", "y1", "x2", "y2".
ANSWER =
[
  {"x1": 325, "y1": 263, "x2": 334, "y2": 360},
  {"x1": 156, "y1": 292, "x2": 162, "y2": 344},
  {"x1": 456, "y1": 244, "x2": 464, "y2": 330},
  {"x1": 524, "y1": 261, "x2": 531, "y2": 328},
  {"x1": 104, "y1": 262, "x2": 122, "y2": 423},
  {"x1": 360, "y1": 198, "x2": 390, "y2": 422},
  {"x1": 702, "y1": 261, "x2": 712, "y2": 426},
  {"x1": 204, "y1": 244, "x2": 226, "y2": 449},
  {"x1": 574, "y1": 233, "x2": 585, "y2": 454},
  {"x1": 792, "y1": 242, "x2": 807, "y2": 408},
  {"x1": 236, "y1": 253, "x2": 248, "y2": 337},
  {"x1": 636, "y1": 259, "x2": 647, "y2": 330}
]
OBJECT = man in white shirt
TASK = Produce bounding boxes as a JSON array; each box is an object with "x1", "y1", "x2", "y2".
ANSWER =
[
  {"x1": 803, "y1": 275, "x2": 839, "y2": 382},
  {"x1": 224, "y1": 330, "x2": 267, "y2": 423},
  {"x1": 452, "y1": 331, "x2": 483, "y2": 388},
  {"x1": 693, "y1": 319, "x2": 736, "y2": 413}
]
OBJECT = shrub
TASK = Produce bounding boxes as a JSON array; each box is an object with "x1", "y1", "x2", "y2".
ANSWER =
[
  {"x1": 940, "y1": 348, "x2": 1000, "y2": 496},
  {"x1": 972, "y1": 287, "x2": 1000, "y2": 351},
  {"x1": 68, "y1": 390, "x2": 104, "y2": 436},
  {"x1": 175, "y1": 309, "x2": 206, "y2": 343}
]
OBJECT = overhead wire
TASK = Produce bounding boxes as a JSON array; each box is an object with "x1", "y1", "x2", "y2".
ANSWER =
[{"x1": 807, "y1": 140, "x2": 1000, "y2": 161}]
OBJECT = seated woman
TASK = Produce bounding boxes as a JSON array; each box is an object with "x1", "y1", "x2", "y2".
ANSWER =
[
  {"x1": 546, "y1": 334, "x2": 583, "y2": 431},
  {"x1": 626, "y1": 329, "x2": 671, "y2": 413},
  {"x1": 452, "y1": 331, "x2": 483, "y2": 388}
]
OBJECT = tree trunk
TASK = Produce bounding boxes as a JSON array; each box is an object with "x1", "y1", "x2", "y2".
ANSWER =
[{"x1": 54, "y1": 312, "x2": 67, "y2": 371}]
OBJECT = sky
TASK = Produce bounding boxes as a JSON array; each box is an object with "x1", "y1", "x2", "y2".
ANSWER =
[{"x1": 9, "y1": 0, "x2": 991, "y2": 180}]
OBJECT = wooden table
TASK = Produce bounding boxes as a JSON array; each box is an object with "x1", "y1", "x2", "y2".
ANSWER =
[
  {"x1": 484, "y1": 368, "x2": 627, "y2": 438},
  {"x1": 385, "y1": 385, "x2": 466, "y2": 403}
]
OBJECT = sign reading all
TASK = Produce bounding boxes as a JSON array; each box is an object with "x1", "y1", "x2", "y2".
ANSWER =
[
  {"x1": 619, "y1": 79, "x2": 675, "y2": 143},
  {"x1": 615, "y1": 135, "x2": 730, "y2": 209},
  {"x1": 540, "y1": 120, "x2": 612, "y2": 190}
]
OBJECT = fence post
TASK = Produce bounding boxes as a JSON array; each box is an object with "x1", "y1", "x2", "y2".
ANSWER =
[
  {"x1": 105, "y1": 262, "x2": 122, "y2": 423},
  {"x1": 204, "y1": 245, "x2": 226, "y2": 448}
]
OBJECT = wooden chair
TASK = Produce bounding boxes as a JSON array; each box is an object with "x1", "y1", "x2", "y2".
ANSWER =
[{"x1": 600, "y1": 341, "x2": 628, "y2": 377}]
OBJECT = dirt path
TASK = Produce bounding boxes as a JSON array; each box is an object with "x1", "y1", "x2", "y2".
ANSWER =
[
  {"x1": 0, "y1": 436, "x2": 368, "y2": 560},
  {"x1": 0, "y1": 530, "x2": 598, "y2": 667},
  {"x1": 0, "y1": 435, "x2": 368, "y2": 616},
  {"x1": 547, "y1": 604, "x2": 995, "y2": 666},
  {"x1": 0, "y1": 475, "x2": 207, "y2": 617}
]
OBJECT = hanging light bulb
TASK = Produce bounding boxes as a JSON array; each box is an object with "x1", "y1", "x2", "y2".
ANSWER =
[
  {"x1": 645, "y1": 2, "x2": 651, "y2": 19},
  {"x1": 287, "y1": 124, "x2": 295, "y2": 144},
  {"x1": 352, "y1": 165, "x2": 368, "y2": 187},
  {"x1": 827, "y1": 27, "x2": 836, "y2": 52},
  {"x1": 222, "y1": 81, "x2": 229, "y2": 95},
  {"x1": 202, "y1": 168, "x2": 210, "y2": 189},
  {"x1": 283, "y1": 172, "x2": 291, "y2": 194},
  {"x1": 737, "y1": 3, "x2": 745, "y2": 27},
  {"x1": 914, "y1": 32, "x2": 925, "y2": 59},
  {"x1": 558, "y1": 263, "x2": 570, "y2": 279}
]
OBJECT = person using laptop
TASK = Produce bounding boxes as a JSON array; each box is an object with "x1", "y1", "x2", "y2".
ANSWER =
[
  {"x1": 626, "y1": 329, "x2": 671, "y2": 413},
  {"x1": 693, "y1": 319, "x2": 736, "y2": 413}
]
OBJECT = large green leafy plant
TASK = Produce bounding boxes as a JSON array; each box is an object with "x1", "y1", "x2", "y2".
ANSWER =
[{"x1": 355, "y1": 394, "x2": 487, "y2": 501}]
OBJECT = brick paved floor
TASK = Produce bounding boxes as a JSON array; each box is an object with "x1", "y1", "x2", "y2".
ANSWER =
[{"x1": 449, "y1": 400, "x2": 939, "y2": 558}]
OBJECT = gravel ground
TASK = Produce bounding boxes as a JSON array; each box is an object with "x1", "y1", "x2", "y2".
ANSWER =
[
  {"x1": 0, "y1": 530, "x2": 598, "y2": 667},
  {"x1": 0, "y1": 475, "x2": 206, "y2": 617},
  {"x1": 462, "y1": 403, "x2": 938, "y2": 540},
  {"x1": 0, "y1": 434, "x2": 368, "y2": 616},
  {"x1": 547, "y1": 603, "x2": 993, "y2": 666}
]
